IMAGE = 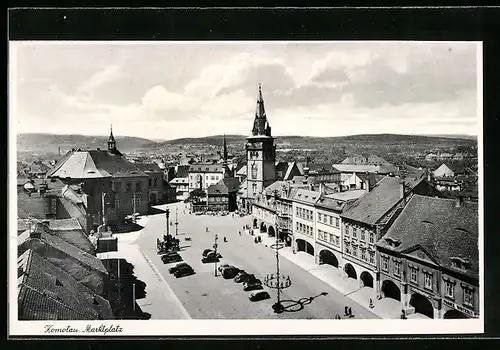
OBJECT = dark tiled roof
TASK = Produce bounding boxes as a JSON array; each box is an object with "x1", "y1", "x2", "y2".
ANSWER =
[
  {"x1": 207, "y1": 177, "x2": 240, "y2": 195},
  {"x1": 20, "y1": 225, "x2": 107, "y2": 274},
  {"x1": 18, "y1": 284, "x2": 92, "y2": 320},
  {"x1": 18, "y1": 250, "x2": 111, "y2": 320},
  {"x1": 356, "y1": 173, "x2": 386, "y2": 187},
  {"x1": 134, "y1": 163, "x2": 162, "y2": 173},
  {"x1": 189, "y1": 164, "x2": 224, "y2": 173},
  {"x1": 341, "y1": 176, "x2": 406, "y2": 225},
  {"x1": 377, "y1": 195, "x2": 478, "y2": 278}
]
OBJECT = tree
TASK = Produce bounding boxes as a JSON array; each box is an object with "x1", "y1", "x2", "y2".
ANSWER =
[{"x1": 187, "y1": 189, "x2": 206, "y2": 203}]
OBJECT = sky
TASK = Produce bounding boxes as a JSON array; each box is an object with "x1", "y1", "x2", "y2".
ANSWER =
[{"x1": 10, "y1": 41, "x2": 480, "y2": 141}]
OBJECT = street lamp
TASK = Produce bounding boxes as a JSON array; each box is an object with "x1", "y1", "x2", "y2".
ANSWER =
[
  {"x1": 264, "y1": 190, "x2": 292, "y2": 314},
  {"x1": 164, "y1": 208, "x2": 170, "y2": 241},
  {"x1": 214, "y1": 233, "x2": 219, "y2": 277}
]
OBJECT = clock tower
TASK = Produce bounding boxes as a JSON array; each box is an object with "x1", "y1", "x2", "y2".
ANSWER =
[{"x1": 245, "y1": 84, "x2": 276, "y2": 201}]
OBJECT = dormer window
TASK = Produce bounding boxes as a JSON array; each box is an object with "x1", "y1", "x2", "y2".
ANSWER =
[{"x1": 450, "y1": 257, "x2": 469, "y2": 271}]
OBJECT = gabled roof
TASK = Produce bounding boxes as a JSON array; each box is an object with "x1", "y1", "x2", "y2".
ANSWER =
[
  {"x1": 341, "y1": 176, "x2": 415, "y2": 225},
  {"x1": 207, "y1": 177, "x2": 240, "y2": 195},
  {"x1": 377, "y1": 195, "x2": 478, "y2": 278},
  {"x1": 19, "y1": 225, "x2": 107, "y2": 274},
  {"x1": 18, "y1": 249, "x2": 112, "y2": 320},
  {"x1": 236, "y1": 166, "x2": 247, "y2": 176},
  {"x1": 292, "y1": 189, "x2": 321, "y2": 205},
  {"x1": 49, "y1": 150, "x2": 147, "y2": 179}
]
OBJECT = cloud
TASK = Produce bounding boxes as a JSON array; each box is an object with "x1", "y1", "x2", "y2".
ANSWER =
[
  {"x1": 142, "y1": 85, "x2": 200, "y2": 112},
  {"x1": 78, "y1": 65, "x2": 121, "y2": 93}
]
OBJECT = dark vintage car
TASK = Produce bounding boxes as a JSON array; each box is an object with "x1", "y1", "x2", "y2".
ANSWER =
[
  {"x1": 235, "y1": 273, "x2": 257, "y2": 283},
  {"x1": 218, "y1": 264, "x2": 232, "y2": 273},
  {"x1": 243, "y1": 280, "x2": 263, "y2": 292},
  {"x1": 202, "y1": 249, "x2": 213, "y2": 257},
  {"x1": 169, "y1": 262, "x2": 190, "y2": 274},
  {"x1": 201, "y1": 253, "x2": 220, "y2": 263},
  {"x1": 174, "y1": 265, "x2": 195, "y2": 278},
  {"x1": 161, "y1": 252, "x2": 183, "y2": 264},
  {"x1": 222, "y1": 267, "x2": 240, "y2": 279},
  {"x1": 249, "y1": 291, "x2": 271, "y2": 302}
]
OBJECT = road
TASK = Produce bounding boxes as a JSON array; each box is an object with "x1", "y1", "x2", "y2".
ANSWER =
[{"x1": 135, "y1": 202, "x2": 379, "y2": 320}]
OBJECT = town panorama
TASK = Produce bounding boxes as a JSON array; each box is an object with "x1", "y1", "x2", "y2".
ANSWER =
[{"x1": 13, "y1": 42, "x2": 480, "y2": 325}]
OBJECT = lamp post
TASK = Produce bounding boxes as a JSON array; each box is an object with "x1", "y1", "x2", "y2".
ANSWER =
[
  {"x1": 164, "y1": 208, "x2": 170, "y2": 241},
  {"x1": 175, "y1": 207, "x2": 179, "y2": 236},
  {"x1": 214, "y1": 233, "x2": 219, "y2": 277},
  {"x1": 264, "y1": 190, "x2": 292, "y2": 314}
]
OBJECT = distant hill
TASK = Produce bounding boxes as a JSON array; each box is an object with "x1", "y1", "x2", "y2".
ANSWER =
[
  {"x1": 17, "y1": 132, "x2": 477, "y2": 156},
  {"x1": 17, "y1": 133, "x2": 158, "y2": 154}
]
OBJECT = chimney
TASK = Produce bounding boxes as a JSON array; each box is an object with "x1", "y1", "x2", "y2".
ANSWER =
[
  {"x1": 319, "y1": 183, "x2": 324, "y2": 194},
  {"x1": 400, "y1": 179, "x2": 406, "y2": 202},
  {"x1": 455, "y1": 195, "x2": 463, "y2": 208},
  {"x1": 31, "y1": 222, "x2": 43, "y2": 239}
]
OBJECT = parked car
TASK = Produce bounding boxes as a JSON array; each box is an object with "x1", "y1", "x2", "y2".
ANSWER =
[
  {"x1": 218, "y1": 264, "x2": 232, "y2": 273},
  {"x1": 243, "y1": 280, "x2": 263, "y2": 292},
  {"x1": 169, "y1": 262, "x2": 190, "y2": 274},
  {"x1": 202, "y1": 253, "x2": 220, "y2": 263},
  {"x1": 234, "y1": 271, "x2": 247, "y2": 280},
  {"x1": 202, "y1": 249, "x2": 213, "y2": 257},
  {"x1": 161, "y1": 252, "x2": 183, "y2": 264},
  {"x1": 249, "y1": 291, "x2": 271, "y2": 302},
  {"x1": 235, "y1": 273, "x2": 256, "y2": 283},
  {"x1": 222, "y1": 267, "x2": 240, "y2": 279},
  {"x1": 174, "y1": 265, "x2": 195, "y2": 278}
]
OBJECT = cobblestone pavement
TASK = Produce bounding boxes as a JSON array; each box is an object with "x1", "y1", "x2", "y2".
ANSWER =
[{"x1": 135, "y1": 202, "x2": 379, "y2": 320}]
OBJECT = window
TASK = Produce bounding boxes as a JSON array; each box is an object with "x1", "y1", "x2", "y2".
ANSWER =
[
  {"x1": 115, "y1": 200, "x2": 120, "y2": 209},
  {"x1": 394, "y1": 260, "x2": 401, "y2": 276},
  {"x1": 148, "y1": 178, "x2": 152, "y2": 187},
  {"x1": 352, "y1": 246, "x2": 358, "y2": 257},
  {"x1": 211, "y1": 176, "x2": 215, "y2": 181},
  {"x1": 352, "y1": 227, "x2": 357, "y2": 238},
  {"x1": 329, "y1": 216, "x2": 333, "y2": 225},
  {"x1": 369, "y1": 251, "x2": 375, "y2": 264},
  {"x1": 136, "y1": 182, "x2": 142, "y2": 192},
  {"x1": 382, "y1": 256, "x2": 389, "y2": 271},
  {"x1": 318, "y1": 231, "x2": 324, "y2": 240},
  {"x1": 369, "y1": 232, "x2": 375, "y2": 244},
  {"x1": 345, "y1": 226, "x2": 350, "y2": 236},
  {"x1": 154, "y1": 178, "x2": 158, "y2": 187},
  {"x1": 463, "y1": 288, "x2": 473, "y2": 306},
  {"x1": 113, "y1": 182, "x2": 122, "y2": 192},
  {"x1": 424, "y1": 272, "x2": 433, "y2": 290},
  {"x1": 296, "y1": 222, "x2": 299, "y2": 231},
  {"x1": 361, "y1": 230, "x2": 366, "y2": 241},
  {"x1": 361, "y1": 248, "x2": 366, "y2": 261},
  {"x1": 345, "y1": 243, "x2": 351, "y2": 255},
  {"x1": 296, "y1": 207, "x2": 299, "y2": 216},
  {"x1": 445, "y1": 281, "x2": 455, "y2": 299},
  {"x1": 134, "y1": 197, "x2": 141, "y2": 209},
  {"x1": 335, "y1": 236, "x2": 340, "y2": 246},
  {"x1": 335, "y1": 218, "x2": 340, "y2": 227},
  {"x1": 410, "y1": 267, "x2": 418, "y2": 283},
  {"x1": 318, "y1": 213, "x2": 322, "y2": 222},
  {"x1": 125, "y1": 182, "x2": 132, "y2": 192}
]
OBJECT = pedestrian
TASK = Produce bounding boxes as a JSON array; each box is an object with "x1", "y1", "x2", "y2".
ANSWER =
[
  {"x1": 369, "y1": 298, "x2": 374, "y2": 309},
  {"x1": 348, "y1": 307, "x2": 353, "y2": 317},
  {"x1": 344, "y1": 306, "x2": 349, "y2": 316},
  {"x1": 335, "y1": 314, "x2": 341, "y2": 320},
  {"x1": 239, "y1": 231, "x2": 241, "y2": 236}
]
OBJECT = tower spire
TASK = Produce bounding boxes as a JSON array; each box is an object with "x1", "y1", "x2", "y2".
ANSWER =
[
  {"x1": 223, "y1": 134, "x2": 228, "y2": 163},
  {"x1": 108, "y1": 124, "x2": 116, "y2": 151},
  {"x1": 252, "y1": 83, "x2": 271, "y2": 137}
]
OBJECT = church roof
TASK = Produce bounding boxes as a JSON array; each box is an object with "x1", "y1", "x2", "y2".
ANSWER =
[{"x1": 48, "y1": 150, "x2": 147, "y2": 179}]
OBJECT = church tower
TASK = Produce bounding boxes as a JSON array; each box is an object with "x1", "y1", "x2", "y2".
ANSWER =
[
  {"x1": 108, "y1": 124, "x2": 117, "y2": 152},
  {"x1": 246, "y1": 84, "x2": 276, "y2": 200},
  {"x1": 222, "y1": 134, "x2": 232, "y2": 178}
]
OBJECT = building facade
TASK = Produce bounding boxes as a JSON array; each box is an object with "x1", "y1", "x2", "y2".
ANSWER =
[
  {"x1": 376, "y1": 195, "x2": 479, "y2": 319},
  {"x1": 188, "y1": 164, "x2": 226, "y2": 193},
  {"x1": 291, "y1": 189, "x2": 320, "y2": 257}
]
